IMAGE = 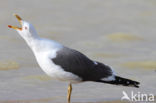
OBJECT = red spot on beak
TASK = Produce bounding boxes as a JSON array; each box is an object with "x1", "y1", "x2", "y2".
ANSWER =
[{"x1": 8, "y1": 25, "x2": 12, "y2": 28}]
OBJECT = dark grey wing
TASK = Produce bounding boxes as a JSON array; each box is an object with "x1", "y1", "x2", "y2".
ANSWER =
[{"x1": 52, "y1": 47, "x2": 113, "y2": 81}]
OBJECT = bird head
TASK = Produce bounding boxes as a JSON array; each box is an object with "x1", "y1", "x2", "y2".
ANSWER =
[{"x1": 8, "y1": 14, "x2": 37, "y2": 39}]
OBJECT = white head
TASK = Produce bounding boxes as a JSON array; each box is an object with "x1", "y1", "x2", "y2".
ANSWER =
[{"x1": 8, "y1": 14, "x2": 39, "y2": 41}]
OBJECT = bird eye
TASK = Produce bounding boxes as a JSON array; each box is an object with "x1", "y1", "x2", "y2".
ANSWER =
[{"x1": 25, "y1": 27, "x2": 27, "y2": 30}]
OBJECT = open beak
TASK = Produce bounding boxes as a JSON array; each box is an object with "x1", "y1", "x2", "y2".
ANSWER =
[{"x1": 8, "y1": 14, "x2": 23, "y2": 30}]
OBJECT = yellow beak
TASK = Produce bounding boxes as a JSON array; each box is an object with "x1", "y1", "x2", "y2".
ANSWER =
[{"x1": 8, "y1": 14, "x2": 23, "y2": 30}]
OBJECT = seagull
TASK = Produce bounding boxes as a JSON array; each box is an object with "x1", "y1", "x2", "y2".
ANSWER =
[{"x1": 8, "y1": 14, "x2": 140, "y2": 103}]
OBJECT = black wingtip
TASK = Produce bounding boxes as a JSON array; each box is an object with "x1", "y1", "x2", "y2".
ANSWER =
[
  {"x1": 97, "y1": 76, "x2": 140, "y2": 88},
  {"x1": 116, "y1": 76, "x2": 140, "y2": 88},
  {"x1": 133, "y1": 81, "x2": 140, "y2": 88}
]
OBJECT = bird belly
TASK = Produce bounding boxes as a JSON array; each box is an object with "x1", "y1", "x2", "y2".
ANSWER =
[{"x1": 35, "y1": 54, "x2": 82, "y2": 83}]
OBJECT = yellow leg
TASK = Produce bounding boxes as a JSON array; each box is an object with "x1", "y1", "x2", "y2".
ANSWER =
[{"x1": 67, "y1": 83, "x2": 72, "y2": 103}]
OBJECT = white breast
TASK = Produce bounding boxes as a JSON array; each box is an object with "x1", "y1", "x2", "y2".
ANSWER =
[{"x1": 33, "y1": 43, "x2": 82, "y2": 83}]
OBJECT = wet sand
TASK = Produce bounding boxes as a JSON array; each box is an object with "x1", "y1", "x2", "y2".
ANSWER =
[{"x1": 0, "y1": 0, "x2": 156, "y2": 103}]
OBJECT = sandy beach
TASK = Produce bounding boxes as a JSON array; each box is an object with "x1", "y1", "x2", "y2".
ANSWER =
[{"x1": 0, "y1": 0, "x2": 155, "y2": 103}]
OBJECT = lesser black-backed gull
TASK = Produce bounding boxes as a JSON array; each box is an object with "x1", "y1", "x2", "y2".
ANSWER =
[{"x1": 8, "y1": 14, "x2": 140, "y2": 103}]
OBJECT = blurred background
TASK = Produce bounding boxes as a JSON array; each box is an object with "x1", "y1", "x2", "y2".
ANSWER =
[{"x1": 0, "y1": 0, "x2": 155, "y2": 103}]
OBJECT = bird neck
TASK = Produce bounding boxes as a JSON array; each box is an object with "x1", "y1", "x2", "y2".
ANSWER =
[
  {"x1": 22, "y1": 32, "x2": 41, "y2": 50},
  {"x1": 21, "y1": 31, "x2": 63, "y2": 54}
]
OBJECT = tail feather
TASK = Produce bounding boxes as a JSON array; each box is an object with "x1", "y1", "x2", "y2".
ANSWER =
[{"x1": 97, "y1": 76, "x2": 140, "y2": 88}]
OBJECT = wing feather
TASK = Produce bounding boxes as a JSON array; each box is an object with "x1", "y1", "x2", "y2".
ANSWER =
[{"x1": 52, "y1": 47, "x2": 113, "y2": 81}]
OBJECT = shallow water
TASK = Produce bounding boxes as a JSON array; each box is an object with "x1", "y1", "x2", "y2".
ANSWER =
[{"x1": 0, "y1": 0, "x2": 156, "y2": 103}]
